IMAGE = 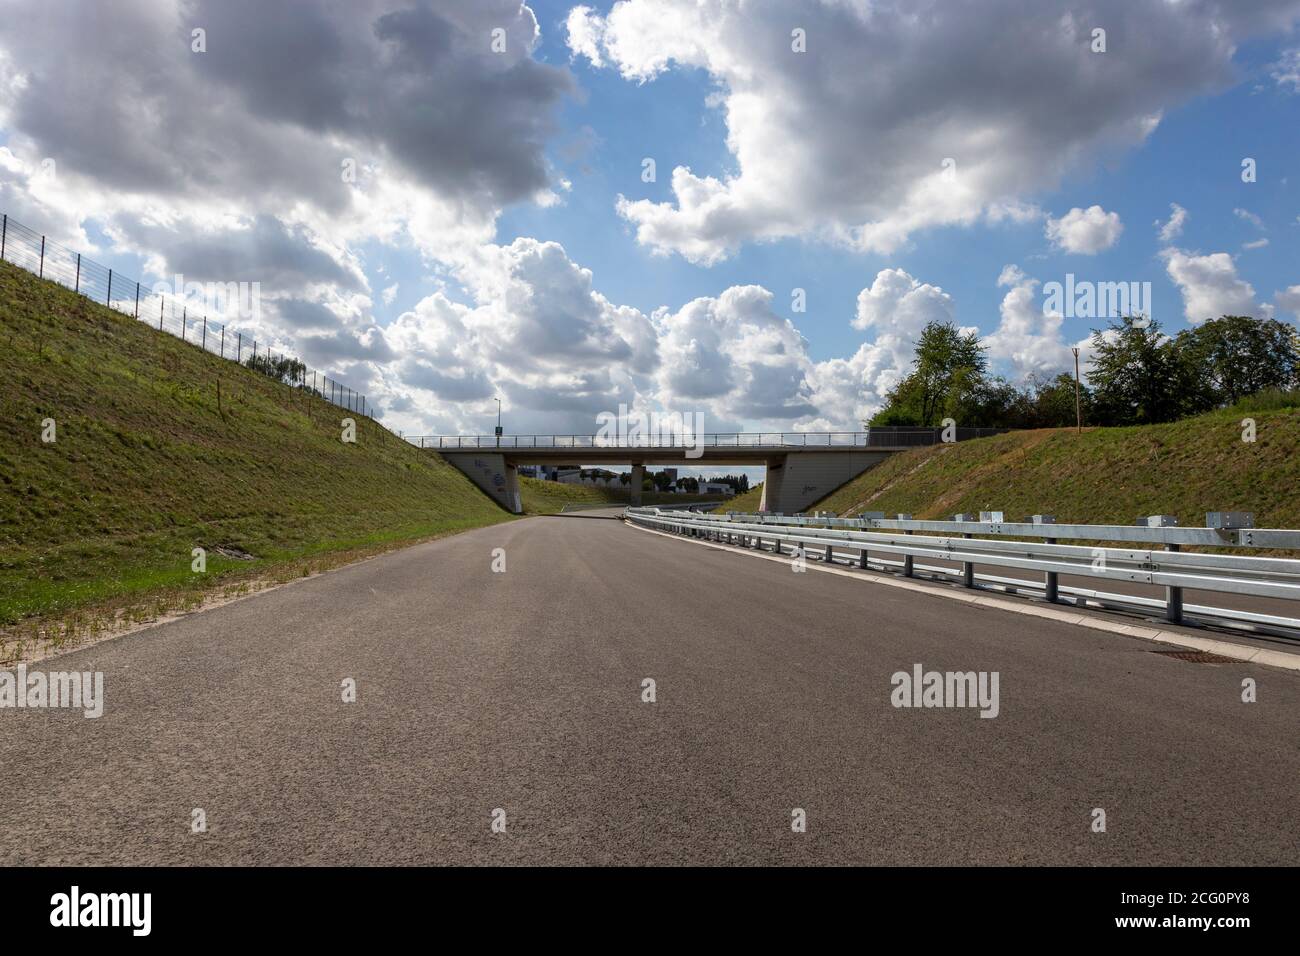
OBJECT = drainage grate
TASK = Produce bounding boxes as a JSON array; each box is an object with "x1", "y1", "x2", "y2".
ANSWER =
[{"x1": 1153, "y1": 650, "x2": 1240, "y2": 664}]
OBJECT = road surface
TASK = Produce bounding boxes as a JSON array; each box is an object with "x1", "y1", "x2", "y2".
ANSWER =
[{"x1": 2, "y1": 509, "x2": 1297, "y2": 865}]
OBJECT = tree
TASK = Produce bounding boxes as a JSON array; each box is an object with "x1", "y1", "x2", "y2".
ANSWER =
[
  {"x1": 246, "y1": 353, "x2": 306, "y2": 386},
  {"x1": 1174, "y1": 315, "x2": 1300, "y2": 408},
  {"x1": 1086, "y1": 316, "x2": 1193, "y2": 425},
  {"x1": 706, "y1": 474, "x2": 749, "y2": 494},
  {"x1": 870, "y1": 321, "x2": 987, "y2": 426},
  {"x1": 1026, "y1": 372, "x2": 1093, "y2": 428}
]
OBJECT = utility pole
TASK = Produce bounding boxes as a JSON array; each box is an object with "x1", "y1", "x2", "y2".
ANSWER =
[
  {"x1": 494, "y1": 397, "x2": 503, "y2": 447},
  {"x1": 1072, "y1": 346, "x2": 1082, "y2": 434}
]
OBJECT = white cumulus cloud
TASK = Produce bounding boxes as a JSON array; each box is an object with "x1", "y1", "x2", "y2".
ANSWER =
[
  {"x1": 567, "y1": 0, "x2": 1293, "y2": 263},
  {"x1": 1045, "y1": 206, "x2": 1123, "y2": 254},
  {"x1": 1155, "y1": 203, "x2": 1188, "y2": 244},
  {"x1": 1162, "y1": 248, "x2": 1263, "y2": 323}
]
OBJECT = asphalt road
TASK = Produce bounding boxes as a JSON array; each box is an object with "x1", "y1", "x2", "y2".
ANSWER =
[{"x1": 2, "y1": 509, "x2": 1297, "y2": 865}]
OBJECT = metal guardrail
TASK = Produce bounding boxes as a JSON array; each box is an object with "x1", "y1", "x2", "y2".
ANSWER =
[
  {"x1": 625, "y1": 508, "x2": 1300, "y2": 638},
  {"x1": 406, "y1": 428, "x2": 1006, "y2": 450}
]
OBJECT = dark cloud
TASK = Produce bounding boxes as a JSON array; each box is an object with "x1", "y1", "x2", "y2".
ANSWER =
[
  {"x1": 0, "y1": 0, "x2": 573, "y2": 211},
  {"x1": 297, "y1": 327, "x2": 397, "y2": 366},
  {"x1": 397, "y1": 357, "x2": 495, "y2": 402},
  {"x1": 111, "y1": 214, "x2": 363, "y2": 292}
]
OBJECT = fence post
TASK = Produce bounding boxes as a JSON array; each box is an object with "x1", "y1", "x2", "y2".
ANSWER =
[
  {"x1": 133, "y1": 281, "x2": 139, "y2": 318},
  {"x1": 39, "y1": 236, "x2": 45, "y2": 277},
  {"x1": 202, "y1": 316, "x2": 207, "y2": 350},
  {"x1": 106, "y1": 269, "x2": 112, "y2": 306},
  {"x1": 1044, "y1": 536, "x2": 1058, "y2": 602},
  {"x1": 1166, "y1": 543, "x2": 1183, "y2": 624},
  {"x1": 181, "y1": 307, "x2": 186, "y2": 341},
  {"x1": 75, "y1": 253, "x2": 81, "y2": 292},
  {"x1": 237, "y1": 331, "x2": 242, "y2": 362},
  {"x1": 220, "y1": 325, "x2": 225, "y2": 357},
  {"x1": 1, "y1": 213, "x2": 6, "y2": 261}
]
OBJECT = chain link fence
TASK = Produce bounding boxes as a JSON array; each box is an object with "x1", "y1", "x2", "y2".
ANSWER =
[{"x1": 0, "y1": 212, "x2": 371, "y2": 416}]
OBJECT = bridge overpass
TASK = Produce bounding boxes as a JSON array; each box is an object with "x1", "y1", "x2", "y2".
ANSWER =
[{"x1": 410, "y1": 428, "x2": 1004, "y2": 514}]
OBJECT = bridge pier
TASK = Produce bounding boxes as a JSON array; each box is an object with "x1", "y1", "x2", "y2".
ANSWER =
[
  {"x1": 629, "y1": 463, "x2": 645, "y2": 507},
  {"x1": 440, "y1": 453, "x2": 523, "y2": 513},
  {"x1": 759, "y1": 451, "x2": 891, "y2": 514}
]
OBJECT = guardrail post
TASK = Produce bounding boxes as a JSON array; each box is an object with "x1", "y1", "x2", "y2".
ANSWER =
[
  {"x1": 903, "y1": 529, "x2": 914, "y2": 577},
  {"x1": 859, "y1": 546, "x2": 868, "y2": 569},
  {"x1": 962, "y1": 533, "x2": 974, "y2": 587},
  {"x1": 1044, "y1": 537, "x2": 1058, "y2": 601},
  {"x1": 824, "y1": 542, "x2": 833, "y2": 564},
  {"x1": 1165, "y1": 543, "x2": 1183, "y2": 624}
]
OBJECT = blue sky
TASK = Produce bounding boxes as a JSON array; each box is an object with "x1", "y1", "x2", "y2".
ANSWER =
[{"x1": 484, "y1": 4, "x2": 1300, "y2": 365}]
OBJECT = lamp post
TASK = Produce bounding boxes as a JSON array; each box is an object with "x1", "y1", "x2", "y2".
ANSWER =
[
  {"x1": 494, "y1": 397, "x2": 503, "y2": 447},
  {"x1": 1072, "y1": 347, "x2": 1082, "y2": 434}
]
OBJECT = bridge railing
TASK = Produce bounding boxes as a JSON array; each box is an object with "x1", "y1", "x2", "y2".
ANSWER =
[
  {"x1": 407, "y1": 427, "x2": 1006, "y2": 450},
  {"x1": 625, "y1": 507, "x2": 1300, "y2": 639}
]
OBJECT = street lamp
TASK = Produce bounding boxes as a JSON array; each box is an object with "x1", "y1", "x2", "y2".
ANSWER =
[
  {"x1": 494, "y1": 397, "x2": 503, "y2": 447},
  {"x1": 1071, "y1": 347, "x2": 1082, "y2": 434}
]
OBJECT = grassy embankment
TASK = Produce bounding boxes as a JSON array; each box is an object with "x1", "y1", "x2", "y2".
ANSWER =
[
  {"x1": 712, "y1": 483, "x2": 763, "y2": 513},
  {"x1": 809, "y1": 411, "x2": 1300, "y2": 531},
  {"x1": 0, "y1": 259, "x2": 515, "y2": 657},
  {"x1": 522, "y1": 477, "x2": 727, "y2": 513}
]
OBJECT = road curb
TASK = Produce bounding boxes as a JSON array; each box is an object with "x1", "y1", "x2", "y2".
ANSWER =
[{"x1": 627, "y1": 520, "x2": 1300, "y2": 674}]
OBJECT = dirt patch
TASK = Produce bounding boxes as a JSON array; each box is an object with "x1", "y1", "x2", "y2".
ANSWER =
[
  {"x1": 210, "y1": 545, "x2": 256, "y2": 560},
  {"x1": 844, "y1": 448, "x2": 946, "y2": 516}
]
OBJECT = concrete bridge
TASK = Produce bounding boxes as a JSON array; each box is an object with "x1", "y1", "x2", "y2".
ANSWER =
[{"x1": 410, "y1": 429, "x2": 1004, "y2": 514}]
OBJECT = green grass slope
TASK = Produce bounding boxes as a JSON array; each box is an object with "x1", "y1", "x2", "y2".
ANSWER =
[
  {"x1": 519, "y1": 476, "x2": 727, "y2": 514},
  {"x1": 0, "y1": 259, "x2": 510, "y2": 630},
  {"x1": 809, "y1": 412, "x2": 1300, "y2": 529},
  {"x1": 712, "y1": 483, "x2": 762, "y2": 513}
]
